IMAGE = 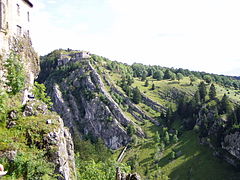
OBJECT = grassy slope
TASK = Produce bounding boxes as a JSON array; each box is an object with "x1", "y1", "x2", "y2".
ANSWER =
[{"x1": 107, "y1": 73, "x2": 240, "y2": 180}]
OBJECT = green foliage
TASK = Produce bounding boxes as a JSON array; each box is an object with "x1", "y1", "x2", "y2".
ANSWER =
[
  {"x1": 4, "y1": 53, "x2": 25, "y2": 95},
  {"x1": 127, "y1": 124, "x2": 136, "y2": 136},
  {"x1": 203, "y1": 75, "x2": 212, "y2": 84},
  {"x1": 164, "y1": 131, "x2": 170, "y2": 145},
  {"x1": 209, "y1": 84, "x2": 216, "y2": 100},
  {"x1": 198, "y1": 81, "x2": 207, "y2": 102},
  {"x1": 163, "y1": 69, "x2": 175, "y2": 80},
  {"x1": 74, "y1": 138, "x2": 111, "y2": 162},
  {"x1": 144, "y1": 80, "x2": 149, "y2": 87},
  {"x1": 176, "y1": 73, "x2": 184, "y2": 81},
  {"x1": 219, "y1": 94, "x2": 232, "y2": 114},
  {"x1": 76, "y1": 158, "x2": 130, "y2": 180},
  {"x1": 132, "y1": 87, "x2": 141, "y2": 104},
  {"x1": 33, "y1": 82, "x2": 53, "y2": 108},
  {"x1": 0, "y1": 89, "x2": 8, "y2": 117},
  {"x1": 172, "y1": 134, "x2": 179, "y2": 144},
  {"x1": 151, "y1": 83, "x2": 155, "y2": 90},
  {"x1": 0, "y1": 151, "x2": 55, "y2": 180},
  {"x1": 153, "y1": 70, "x2": 164, "y2": 80},
  {"x1": 189, "y1": 75, "x2": 197, "y2": 85}
]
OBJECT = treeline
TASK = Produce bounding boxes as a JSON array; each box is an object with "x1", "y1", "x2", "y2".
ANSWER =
[{"x1": 105, "y1": 60, "x2": 240, "y2": 89}]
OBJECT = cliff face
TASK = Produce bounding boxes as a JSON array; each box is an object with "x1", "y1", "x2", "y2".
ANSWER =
[
  {"x1": 0, "y1": 37, "x2": 76, "y2": 179},
  {"x1": 45, "y1": 59, "x2": 144, "y2": 149},
  {"x1": 196, "y1": 107, "x2": 240, "y2": 168},
  {"x1": 23, "y1": 100, "x2": 76, "y2": 179}
]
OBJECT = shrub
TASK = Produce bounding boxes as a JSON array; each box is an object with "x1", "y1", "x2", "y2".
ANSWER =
[
  {"x1": 33, "y1": 82, "x2": 53, "y2": 108},
  {"x1": 4, "y1": 53, "x2": 25, "y2": 95}
]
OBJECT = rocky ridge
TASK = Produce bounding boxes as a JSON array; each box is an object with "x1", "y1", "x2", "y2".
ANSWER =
[{"x1": 47, "y1": 60, "x2": 144, "y2": 149}]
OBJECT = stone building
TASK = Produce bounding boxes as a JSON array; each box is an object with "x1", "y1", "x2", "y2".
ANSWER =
[
  {"x1": 0, "y1": 0, "x2": 33, "y2": 53},
  {"x1": 57, "y1": 51, "x2": 91, "y2": 66}
]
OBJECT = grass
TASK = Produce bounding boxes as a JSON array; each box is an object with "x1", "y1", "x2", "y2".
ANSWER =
[
  {"x1": 132, "y1": 77, "x2": 199, "y2": 106},
  {"x1": 101, "y1": 69, "x2": 240, "y2": 180},
  {"x1": 122, "y1": 127, "x2": 240, "y2": 180}
]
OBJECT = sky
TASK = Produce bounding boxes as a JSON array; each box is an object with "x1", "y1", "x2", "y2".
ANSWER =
[{"x1": 31, "y1": 0, "x2": 240, "y2": 76}]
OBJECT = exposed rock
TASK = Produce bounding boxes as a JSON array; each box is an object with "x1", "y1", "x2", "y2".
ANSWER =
[
  {"x1": 48, "y1": 61, "x2": 145, "y2": 149},
  {"x1": 222, "y1": 132, "x2": 240, "y2": 160},
  {"x1": 103, "y1": 74, "x2": 160, "y2": 126},
  {"x1": 23, "y1": 100, "x2": 48, "y2": 116},
  {"x1": 116, "y1": 167, "x2": 141, "y2": 180},
  {"x1": 6, "y1": 121, "x2": 17, "y2": 129},
  {"x1": 46, "y1": 119, "x2": 52, "y2": 124},
  {"x1": 8, "y1": 110, "x2": 18, "y2": 120},
  {"x1": 46, "y1": 117, "x2": 76, "y2": 180},
  {"x1": 0, "y1": 150, "x2": 17, "y2": 161}
]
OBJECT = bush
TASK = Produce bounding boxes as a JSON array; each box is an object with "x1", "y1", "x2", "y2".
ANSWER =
[
  {"x1": 0, "y1": 151, "x2": 56, "y2": 180},
  {"x1": 33, "y1": 82, "x2": 53, "y2": 108},
  {"x1": 4, "y1": 53, "x2": 25, "y2": 95}
]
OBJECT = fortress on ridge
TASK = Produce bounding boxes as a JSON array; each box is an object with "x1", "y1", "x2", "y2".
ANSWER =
[
  {"x1": 57, "y1": 51, "x2": 91, "y2": 66},
  {"x1": 0, "y1": 0, "x2": 33, "y2": 53}
]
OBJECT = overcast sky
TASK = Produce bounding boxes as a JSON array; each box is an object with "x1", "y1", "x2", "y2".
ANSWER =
[{"x1": 31, "y1": 0, "x2": 240, "y2": 76}]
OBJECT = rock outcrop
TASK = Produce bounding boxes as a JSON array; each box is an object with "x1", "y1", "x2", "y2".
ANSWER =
[
  {"x1": 116, "y1": 167, "x2": 141, "y2": 180},
  {"x1": 196, "y1": 106, "x2": 240, "y2": 168},
  {"x1": 46, "y1": 117, "x2": 76, "y2": 180},
  {"x1": 23, "y1": 100, "x2": 76, "y2": 179},
  {"x1": 47, "y1": 60, "x2": 144, "y2": 149}
]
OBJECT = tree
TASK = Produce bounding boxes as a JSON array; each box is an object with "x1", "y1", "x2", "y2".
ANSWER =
[
  {"x1": 219, "y1": 94, "x2": 232, "y2": 114},
  {"x1": 159, "y1": 141, "x2": 165, "y2": 152},
  {"x1": 170, "y1": 73, "x2": 176, "y2": 81},
  {"x1": 171, "y1": 151, "x2": 176, "y2": 160},
  {"x1": 189, "y1": 75, "x2": 197, "y2": 85},
  {"x1": 151, "y1": 83, "x2": 155, "y2": 90},
  {"x1": 203, "y1": 75, "x2": 212, "y2": 84},
  {"x1": 198, "y1": 81, "x2": 207, "y2": 102},
  {"x1": 153, "y1": 70, "x2": 164, "y2": 81},
  {"x1": 173, "y1": 134, "x2": 179, "y2": 144},
  {"x1": 145, "y1": 80, "x2": 149, "y2": 87},
  {"x1": 132, "y1": 87, "x2": 142, "y2": 104},
  {"x1": 154, "y1": 131, "x2": 161, "y2": 144},
  {"x1": 209, "y1": 84, "x2": 216, "y2": 100},
  {"x1": 141, "y1": 71, "x2": 147, "y2": 81},
  {"x1": 163, "y1": 69, "x2": 172, "y2": 79},
  {"x1": 164, "y1": 131, "x2": 170, "y2": 145},
  {"x1": 4, "y1": 53, "x2": 25, "y2": 95},
  {"x1": 33, "y1": 82, "x2": 53, "y2": 108},
  {"x1": 176, "y1": 73, "x2": 184, "y2": 81}
]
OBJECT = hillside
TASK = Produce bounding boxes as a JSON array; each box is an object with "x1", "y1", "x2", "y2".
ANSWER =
[{"x1": 37, "y1": 49, "x2": 240, "y2": 179}]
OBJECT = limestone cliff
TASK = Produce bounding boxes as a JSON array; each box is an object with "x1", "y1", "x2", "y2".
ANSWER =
[
  {"x1": 44, "y1": 58, "x2": 144, "y2": 149},
  {"x1": 23, "y1": 100, "x2": 76, "y2": 179}
]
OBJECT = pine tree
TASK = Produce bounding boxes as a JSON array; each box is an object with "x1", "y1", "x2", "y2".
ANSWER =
[
  {"x1": 220, "y1": 94, "x2": 232, "y2": 114},
  {"x1": 151, "y1": 83, "x2": 155, "y2": 90},
  {"x1": 145, "y1": 80, "x2": 149, "y2": 87},
  {"x1": 141, "y1": 71, "x2": 147, "y2": 81},
  {"x1": 154, "y1": 131, "x2": 161, "y2": 144},
  {"x1": 198, "y1": 81, "x2": 207, "y2": 102},
  {"x1": 173, "y1": 134, "x2": 179, "y2": 144},
  {"x1": 164, "y1": 131, "x2": 170, "y2": 144},
  {"x1": 132, "y1": 87, "x2": 142, "y2": 104},
  {"x1": 209, "y1": 84, "x2": 216, "y2": 100}
]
